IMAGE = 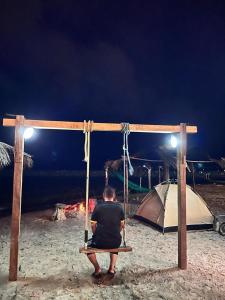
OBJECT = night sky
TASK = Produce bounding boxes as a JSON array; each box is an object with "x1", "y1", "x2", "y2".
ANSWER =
[{"x1": 1, "y1": 1, "x2": 225, "y2": 170}]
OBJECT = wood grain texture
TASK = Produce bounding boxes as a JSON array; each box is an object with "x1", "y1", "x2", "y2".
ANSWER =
[
  {"x1": 3, "y1": 118, "x2": 197, "y2": 133},
  {"x1": 9, "y1": 115, "x2": 25, "y2": 281},
  {"x1": 79, "y1": 246, "x2": 132, "y2": 254},
  {"x1": 177, "y1": 123, "x2": 187, "y2": 270}
]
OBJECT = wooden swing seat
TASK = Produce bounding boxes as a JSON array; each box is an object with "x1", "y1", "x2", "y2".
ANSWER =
[{"x1": 79, "y1": 246, "x2": 132, "y2": 254}]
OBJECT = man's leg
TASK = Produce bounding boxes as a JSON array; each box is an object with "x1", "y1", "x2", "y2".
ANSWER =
[
  {"x1": 87, "y1": 253, "x2": 101, "y2": 274},
  {"x1": 108, "y1": 253, "x2": 118, "y2": 273}
]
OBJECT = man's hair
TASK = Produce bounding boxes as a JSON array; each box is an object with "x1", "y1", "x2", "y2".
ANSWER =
[{"x1": 103, "y1": 185, "x2": 116, "y2": 199}]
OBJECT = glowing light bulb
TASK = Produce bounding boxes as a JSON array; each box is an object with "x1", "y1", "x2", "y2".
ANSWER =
[
  {"x1": 24, "y1": 127, "x2": 34, "y2": 140},
  {"x1": 170, "y1": 135, "x2": 178, "y2": 148}
]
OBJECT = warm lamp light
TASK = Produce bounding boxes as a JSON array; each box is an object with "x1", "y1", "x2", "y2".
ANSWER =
[
  {"x1": 24, "y1": 127, "x2": 34, "y2": 140},
  {"x1": 170, "y1": 135, "x2": 178, "y2": 148}
]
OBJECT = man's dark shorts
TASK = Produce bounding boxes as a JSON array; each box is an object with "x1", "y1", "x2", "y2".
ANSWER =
[{"x1": 87, "y1": 238, "x2": 119, "y2": 255}]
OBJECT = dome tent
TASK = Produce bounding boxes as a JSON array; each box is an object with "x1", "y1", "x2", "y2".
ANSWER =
[{"x1": 135, "y1": 182, "x2": 213, "y2": 232}]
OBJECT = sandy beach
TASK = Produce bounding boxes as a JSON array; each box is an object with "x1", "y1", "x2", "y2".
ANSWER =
[{"x1": 1, "y1": 204, "x2": 225, "y2": 300}]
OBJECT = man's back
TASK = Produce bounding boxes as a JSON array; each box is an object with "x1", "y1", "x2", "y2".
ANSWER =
[{"x1": 91, "y1": 201, "x2": 125, "y2": 248}]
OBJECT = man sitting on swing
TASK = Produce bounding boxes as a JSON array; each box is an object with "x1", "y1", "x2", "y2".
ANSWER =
[{"x1": 87, "y1": 185, "x2": 125, "y2": 278}]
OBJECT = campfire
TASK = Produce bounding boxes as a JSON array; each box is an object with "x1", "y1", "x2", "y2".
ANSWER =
[{"x1": 52, "y1": 199, "x2": 96, "y2": 221}]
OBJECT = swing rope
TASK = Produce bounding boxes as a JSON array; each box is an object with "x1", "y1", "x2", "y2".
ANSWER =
[
  {"x1": 121, "y1": 123, "x2": 134, "y2": 176},
  {"x1": 80, "y1": 120, "x2": 132, "y2": 253},
  {"x1": 83, "y1": 120, "x2": 92, "y2": 249},
  {"x1": 121, "y1": 123, "x2": 134, "y2": 247}
]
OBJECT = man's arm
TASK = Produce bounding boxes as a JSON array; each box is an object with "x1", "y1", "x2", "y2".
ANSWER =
[
  {"x1": 120, "y1": 205, "x2": 125, "y2": 231},
  {"x1": 91, "y1": 221, "x2": 97, "y2": 234},
  {"x1": 91, "y1": 205, "x2": 98, "y2": 233},
  {"x1": 120, "y1": 220, "x2": 125, "y2": 231}
]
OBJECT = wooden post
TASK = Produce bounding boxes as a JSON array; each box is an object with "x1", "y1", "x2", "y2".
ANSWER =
[
  {"x1": 177, "y1": 123, "x2": 187, "y2": 270},
  {"x1": 158, "y1": 166, "x2": 162, "y2": 184},
  {"x1": 9, "y1": 115, "x2": 25, "y2": 281},
  {"x1": 163, "y1": 162, "x2": 170, "y2": 181},
  {"x1": 148, "y1": 167, "x2": 152, "y2": 190},
  {"x1": 139, "y1": 176, "x2": 142, "y2": 189}
]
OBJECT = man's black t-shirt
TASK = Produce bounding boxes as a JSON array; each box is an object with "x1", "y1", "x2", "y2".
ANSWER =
[{"x1": 91, "y1": 201, "x2": 125, "y2": 249}]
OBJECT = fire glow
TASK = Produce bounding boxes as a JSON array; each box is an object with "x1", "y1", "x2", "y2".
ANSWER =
[{"x1": 63, "y1": 199, "x2": 95, "y2": 215}]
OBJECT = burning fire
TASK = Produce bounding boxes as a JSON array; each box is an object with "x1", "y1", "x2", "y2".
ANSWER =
[
  {"x1": 79, "y1": 202, "x2": 85, "y2": 213},
  {"x1": 53, "y1": 199, "x2": 96, "y2": 221},
  {"x1": 63, "y1": 199, "x2": 95, "y2": 214}
]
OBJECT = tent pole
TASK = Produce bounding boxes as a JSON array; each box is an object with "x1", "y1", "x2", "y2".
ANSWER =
[
  {"x1": 177, "y1": 123, "x2": 187, "y2": 270},
  {"x1": 9, "y1": 115, "x2": 25, "y2": 281}
]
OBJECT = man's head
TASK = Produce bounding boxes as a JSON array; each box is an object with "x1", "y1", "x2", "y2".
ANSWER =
[{"x1": 103, "y1": 185, "x2": 116, "y2": 201}]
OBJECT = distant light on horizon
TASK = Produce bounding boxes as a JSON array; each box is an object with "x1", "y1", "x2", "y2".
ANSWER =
[
  {"x1": 24, "y1": 127, "x2": 34, "y2": 140},
  {"x1": 170, "y1": 135, "x2": 178, "y2": 148}
]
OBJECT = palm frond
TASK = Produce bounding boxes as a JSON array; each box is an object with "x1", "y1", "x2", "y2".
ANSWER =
[
  {"x1": 0, "y1": 142, "x2": 33, "y2": 169},
  {"x1": 0, "y1": 142, "x2": 12, "y2": 167}
]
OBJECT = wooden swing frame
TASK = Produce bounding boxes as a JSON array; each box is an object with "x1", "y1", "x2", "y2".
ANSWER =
[{"x1": 3, "y1": 116, "x2": 197, "y2": 281}]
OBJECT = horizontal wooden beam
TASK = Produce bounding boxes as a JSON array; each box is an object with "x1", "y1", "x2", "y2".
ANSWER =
[{"x1": 3, "y1": 118, "x2": 197, "y2": 134}]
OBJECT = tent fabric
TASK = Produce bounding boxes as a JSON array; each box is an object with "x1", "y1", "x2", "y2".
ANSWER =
[{"x1": 135, "y1": 182, "x2": 213, "y2": 232}]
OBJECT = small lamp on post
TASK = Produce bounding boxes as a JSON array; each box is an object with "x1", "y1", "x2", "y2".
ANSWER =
[
  {"x1": 105, "y1": 166, "x2": 109, "y2": 186},
  {"x1": 169, "y1": 134, "x2": 179, "y2": 181},
  {"x1": 143, "y1": 164, "x2": 151, "y2": 190},
  {"x1": 23, "y1": 127, "x2": 35, "y2": 140},
  {"x1": 170, "y1": 135, "x2": 178, "y2": 149},
  {"x1": 139, "y1": 176, "x2": 142, "y2": 189}
]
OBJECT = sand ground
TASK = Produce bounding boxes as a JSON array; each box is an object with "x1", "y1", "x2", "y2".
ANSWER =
[{"x1": 1, "y1": 208, "x2": 225, "y2": 300}]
